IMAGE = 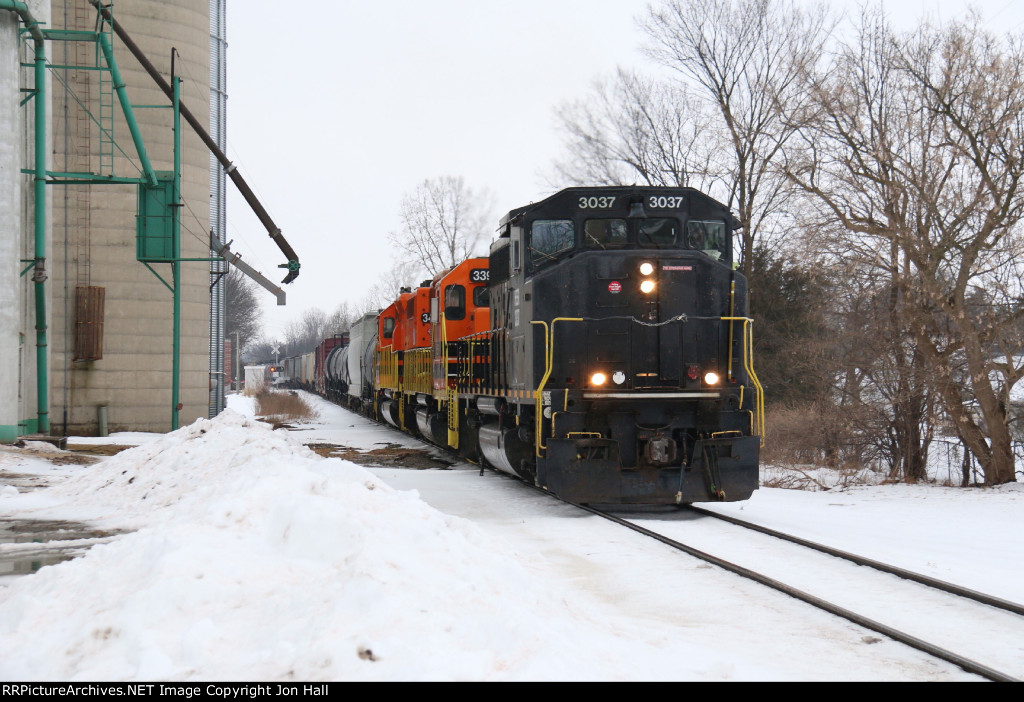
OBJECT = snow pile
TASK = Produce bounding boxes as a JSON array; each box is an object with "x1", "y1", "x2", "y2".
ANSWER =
[
  {"x1": 761, "y1": 463, "x2": 886, "y2": 491},
  {"x1": 0, "y1": 411, "x2": 659, "y2": 681},
  {"x1": 20, "y1": 441, "x2": 64, "y2": 454}
]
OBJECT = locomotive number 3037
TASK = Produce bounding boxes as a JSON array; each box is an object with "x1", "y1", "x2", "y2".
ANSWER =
[
  {"x1": 648, "y1": 195, "x2": 685, "y2": 209},
  {"x1": 578, "y1": 196, "x2": 616, "y2": 209}
]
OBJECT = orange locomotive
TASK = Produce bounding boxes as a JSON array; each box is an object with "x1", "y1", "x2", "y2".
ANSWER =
[{"x1": 376, "y1": 259, "x2": 490, "y2": 450}]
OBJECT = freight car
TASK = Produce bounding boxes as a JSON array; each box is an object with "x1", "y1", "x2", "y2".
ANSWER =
[{"x1": 286, "y1": 186, "x2": 763, "y2": 505}]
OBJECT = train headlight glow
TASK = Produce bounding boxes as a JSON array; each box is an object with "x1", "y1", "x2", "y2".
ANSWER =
[
  {"x1": 612, "y1": 371, "x2": 626, "y2": 385},
  {"x1": 590, "y1": 372, "x2": 608, "y2": 386},
  {"x1": 704, "y1": 371, "x2": 721, "y2": 386},
  {"x1": 639, "y1": 262, "x2": 655, "y2": 276},
  {"x1": 640, "y1": 279, "x2": 656, "y2": 294}
]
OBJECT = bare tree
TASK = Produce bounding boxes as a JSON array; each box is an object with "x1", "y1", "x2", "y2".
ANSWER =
[
  {"x1": 551, "y1": 69, "x2": 720, "y2": 192},
  {"x1": 283, "y1": 307, "x2": 330, "y2": 356},
  {"x1": 325, "y1": 301, "x2": 357, "y2": 336},
  {"x1": 389, "y1": 176, "x2": 494, "y2": 279},
  {"x1": 223, "y1": 267, "x2": 263, "y2": 354},
  {"x1": 828, "y1": 261, "x2": 937, "y2": 481},
  {"x1": 641, "y1": 0, "x2": 834, "y2": 274},
  {"x1": 785, "y1": 10, "x2": 1024, "y2": 485},
  {"x1": 359, "y1": 258, "x2": 424, "y2": 314},
  {"x1": 776, "y1": 10, "x2": 937, "y2": 481},
  {"x1": 242, "y1": 338, "x2": 274, "y2": 364}
]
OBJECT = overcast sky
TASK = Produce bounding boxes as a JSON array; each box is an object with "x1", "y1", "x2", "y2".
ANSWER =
[{"x1": 219, "y1": 0, "x2": 1023, "y2": 344}]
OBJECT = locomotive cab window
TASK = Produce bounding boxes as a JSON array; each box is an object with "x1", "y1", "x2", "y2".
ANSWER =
[
  {"x1": 687, "y1": 219, "x2": 727, "y2": 260},
  {"x1": 584, "y1": 219, "x2": 627, "y2": 248},
  {"x1": 529, "y1": 219, "x2": 574, "y2": 265},
  {"x1": 637, "y1": 218, "x2": 679, "y2": 248},
  {"x1": 473, "y1": 285, "x2": 490, "y2": 308},
  {"x1": 382, "y1": 317, "x2": 395, "y2": 339},
  {"x1": 445, "y1": 284, "x2": 466, "y2": 321}
]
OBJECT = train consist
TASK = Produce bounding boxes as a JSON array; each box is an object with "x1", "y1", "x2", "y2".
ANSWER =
[{"x1": 282, "y1": 186, "x2": 763, "y2": 505}]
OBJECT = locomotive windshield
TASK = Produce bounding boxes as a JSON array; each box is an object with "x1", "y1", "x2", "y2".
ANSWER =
[
  {"x1": 584, "y1": 219, "x2": 628, "y2": 248},
  {"x1": 530, "y1": 220, "x2": 575, "y2": 262},
  {"x1": 523, "y1": 189, "x2": 733, "y2": 270},
  {"x1": 579, "y1": 217, "x2": 710, "y2": 251},
  {"x1": 637, "y1": 218, "x2": 679, "y2": 247},
  {"x1": 687, "y1": 219, "x2": 727, "y2": 261}
]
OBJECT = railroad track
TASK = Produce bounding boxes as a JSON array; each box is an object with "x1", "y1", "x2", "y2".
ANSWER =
[
  {"x1": 564, "y1": 499, "x2": 1023, "y2": 682},
  {"x1": 686, "y1": 504, "x2": 1024, "y2": 617}
]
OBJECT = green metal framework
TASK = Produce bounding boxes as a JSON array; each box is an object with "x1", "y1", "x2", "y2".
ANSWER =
[
  {"x1": 137, "y1": 172, "x2": 177, "y2": 262},
  {"x1": 7, "y1": 1, "x2": 300, "y2": 436},
  {"x1": 9, "y1": 5, "x2": 217, "y2": 434}
]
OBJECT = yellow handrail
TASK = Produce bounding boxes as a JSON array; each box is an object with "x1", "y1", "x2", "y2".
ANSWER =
[
  {"x1": 405, "y1": 347, "x2": 432, "y2": 395},
  {"x1": 526, "y1": 315, "x2": 763, "y2": 458},
  {"x1": 720, "y1": 316, "x2": 765, "y2": 443},
  {"x1": 728, "y1": 281, "x2": 736, "y2": 381},
  {"x1": 746, "y1": 321, "x2": 766, "y2": 443},
  {"x1": 531, "y1": 318, "x2": 584, "y2": 457},
  {"x1": 377, "y1": 346, "x2": 399, "y2": 390}
]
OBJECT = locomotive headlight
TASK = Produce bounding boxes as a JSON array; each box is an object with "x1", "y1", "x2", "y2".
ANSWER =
[
  {"x1": 612, "y1": 371, "x2": 626, "y2": 385},
  {"x1": 640, "y1": 279, "x2": 656, "y2": 294},
  {"x1": 590, "y1": 372, "x2": 608, "y2": 387},
  {"x1": 639, "y1": 262, "x2": 655, "y2": 276},
  {"x1": 704, "y1": 371, "x2": 721, "y2": 386}
]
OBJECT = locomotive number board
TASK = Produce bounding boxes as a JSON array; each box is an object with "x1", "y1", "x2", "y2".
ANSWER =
[{"x1": 575, "y1": 194, "x2": 688, "y2": 210}]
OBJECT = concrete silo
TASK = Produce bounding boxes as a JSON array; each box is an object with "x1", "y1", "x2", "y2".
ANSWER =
[
  {"x1": 2, "y1": 0, "x2": 219, "y2": 438},
  {"x1": 1, "y1": 0, "x2": 51, "y2": 441}
]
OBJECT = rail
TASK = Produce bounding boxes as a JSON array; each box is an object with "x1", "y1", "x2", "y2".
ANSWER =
[
  {"x1": 572, "y1": 500, "x2": 1020, "y2": 683},
  {"x1": 689, "y1": 504, "x2": 1024, "y2": 617}
]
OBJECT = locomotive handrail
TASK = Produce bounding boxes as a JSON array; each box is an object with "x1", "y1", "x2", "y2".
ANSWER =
[
  {"x1": 720, "y1": 316, "x2": 765, "y2": 443},
  {"x1": 532, "y1": 318, "x2": 585, "y2": 457},
  {"x1": 377, "y1": 346, "x2": 399, "y2": 390},
  {"x1": 405, "y1": 347, "x2": 432, "y2": 395},
  {"x1": 458, "y1": 328, "x2": 504, "y2": 397},
  {"x1": 530, "y1": 315, "x2": 764, "y2": 455},
  {"x1": 728, "y1": 281, "x2": 737, "y2": 381},
  {"x1": 438, "y1": 312, "x2": 461, "y2": 449}
]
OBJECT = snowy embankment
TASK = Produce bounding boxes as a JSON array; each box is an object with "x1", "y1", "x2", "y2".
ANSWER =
[
  {"x1": 1, "y1": 393, "x2": 1021, "y2": 681},
  {"x1": 0, "y1": 410, "x2": 692, "y2": 681}
]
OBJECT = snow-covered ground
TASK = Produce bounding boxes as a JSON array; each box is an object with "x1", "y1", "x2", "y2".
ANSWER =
[{"x1": 0, "y1": 391, "x2": 1021, "y2": 681}]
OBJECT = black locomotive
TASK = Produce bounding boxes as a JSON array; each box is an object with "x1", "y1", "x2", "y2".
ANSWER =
[{"x1": 467, "y1": 186, "x2": 762, "y2": 504}]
